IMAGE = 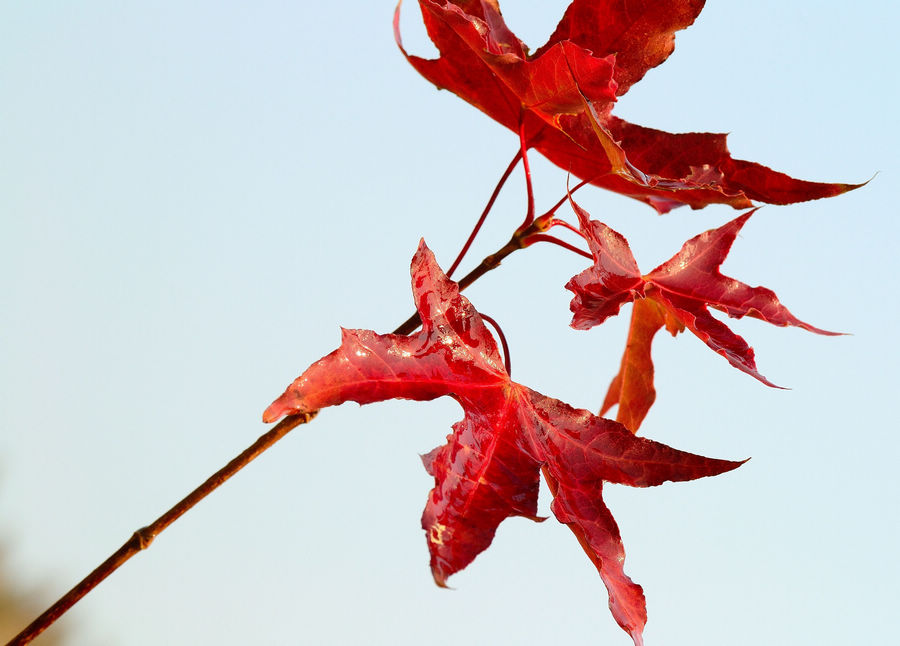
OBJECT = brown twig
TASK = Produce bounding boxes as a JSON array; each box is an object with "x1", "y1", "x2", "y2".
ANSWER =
[{"x1": 6, "y1": 412, "x2": 314, "y2": 646}]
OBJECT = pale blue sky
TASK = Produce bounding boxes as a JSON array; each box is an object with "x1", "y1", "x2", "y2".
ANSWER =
[{"x1": 2, "y1": 2, "x2": 898, "y2": 644}]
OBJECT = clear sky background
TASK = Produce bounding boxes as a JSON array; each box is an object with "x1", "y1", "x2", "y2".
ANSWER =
[{"x1": 1, "y1": 2, "x2": 898, "y2": 644}]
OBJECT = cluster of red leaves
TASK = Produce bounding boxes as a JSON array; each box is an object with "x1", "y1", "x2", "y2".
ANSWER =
[
  {"x1": 395, "y1": 0, "x2": 859, "y2": 212},
  {"x1": 266, "y1": 1, "x2": 855, "y2": 643},
  {"x1": 265, "y1": 216, "x2": 836, "y2": 641},
  {"x1": 265, "y1": 243, "x2": 743, "y2": 644}
]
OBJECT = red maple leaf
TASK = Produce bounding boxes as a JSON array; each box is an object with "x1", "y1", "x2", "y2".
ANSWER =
[
  {"x1": 395, "y1": 0, "x2": 859, "y2": 212},
  {"x1": 264, "y1": 241, "x2": 743, "y2": 644},
  {"x1": 565, "y1": 197, "x2": 840, "y2": 430}
]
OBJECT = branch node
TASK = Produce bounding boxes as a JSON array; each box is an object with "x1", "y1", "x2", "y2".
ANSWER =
[{"x1": 133, "y1": 527, "x2": 157, "y2": 550}]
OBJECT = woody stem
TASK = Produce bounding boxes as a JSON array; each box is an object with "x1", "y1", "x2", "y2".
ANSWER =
[{"x1": 6, "y1": 412, "x2": 319, "y2": 646}]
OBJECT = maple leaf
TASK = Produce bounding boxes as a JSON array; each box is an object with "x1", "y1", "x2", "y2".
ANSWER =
[
  {"x1": 395, "y1": 0, "x2": 860, "y2": 212},
  {"x1": 264, "y1": 241, "x2": 743, "y2": 644},
  {"x1": 565, "y1": 197, "x2": 841, "y2": 429}
]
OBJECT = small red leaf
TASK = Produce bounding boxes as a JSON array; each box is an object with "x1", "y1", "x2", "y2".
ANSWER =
[
  {"x1": 566, "y1": 199, "x2": 840, "y2": 394},
  {"x1": 265, "y1": 241, "x2": 743, "y2": 643}
]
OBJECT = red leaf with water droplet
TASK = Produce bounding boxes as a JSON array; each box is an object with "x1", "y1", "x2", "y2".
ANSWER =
[
  {"x1": 567, "y1": 197, "x2": 841, "y2": 424},
  {"x1": 395, "y1": 0, "x2": 860, "y2": 212},
  {"x1": 265, "y1": 241, "x2": 743, "y2": 644}
]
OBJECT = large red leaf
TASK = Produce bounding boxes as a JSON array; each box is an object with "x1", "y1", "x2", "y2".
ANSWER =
[
  {"x1": 566, "y1": 197, "x2": 841, "y2": 408},
  {"x1": 396, "y1": 0, "x2": 860, "y2": 212},
  {"x1": 265, "y1": 241, "x2": 743, "y2": 644}
]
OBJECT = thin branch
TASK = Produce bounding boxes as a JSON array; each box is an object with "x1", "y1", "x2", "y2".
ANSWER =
[{"x1": 7, "y1": 412, "x2": 317, "y2": 645}]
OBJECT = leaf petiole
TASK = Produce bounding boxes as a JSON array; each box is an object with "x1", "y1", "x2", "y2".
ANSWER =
[
  {"x1": 523, "y1": 234, "x2": 593, "y2": 260},
  {"x1": 479, "y1": 312, "x2": 512, "y2": 375},
  {"x1": 447, "y1": 148, "x2": 522, "y2": 278},
  {"x1": 517, "y1": 117, "x2": 537, "y2": 229},
  {"x1": 396, "y1": 178, "x2": 599, "y2": 336}
]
